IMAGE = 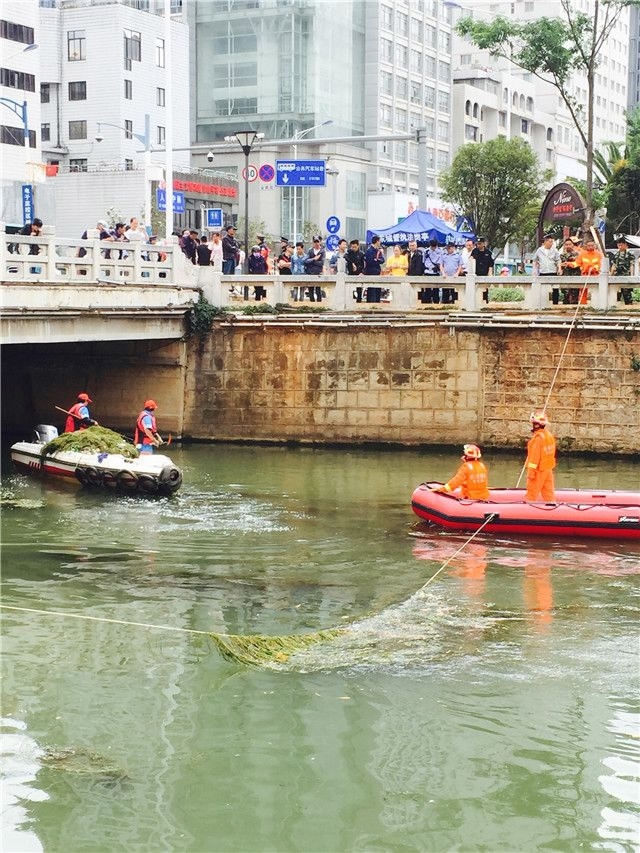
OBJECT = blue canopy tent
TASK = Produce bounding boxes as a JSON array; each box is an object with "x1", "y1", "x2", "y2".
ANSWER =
[{"x1": 366, "y1": 210, "x2": 474, "y2": 246}]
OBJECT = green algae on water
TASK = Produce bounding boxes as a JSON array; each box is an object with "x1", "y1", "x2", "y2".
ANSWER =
[
  {"x1": 42, "y1": 426, "x2": 139, "y2": 459},
  {"x1": 210, "y1": 628, "x2": 345, "y2": 667},
  {"x1": 41, "y1": 747, "x2": 128, "y2": 781}
]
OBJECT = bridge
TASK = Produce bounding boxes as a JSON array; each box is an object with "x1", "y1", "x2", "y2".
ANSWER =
[{"x1": 1, "y1": 230, "x2": 638, "y2": 346}]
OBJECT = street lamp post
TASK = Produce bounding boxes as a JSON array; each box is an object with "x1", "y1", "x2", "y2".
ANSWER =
[
  {"x1": 96, "y1": 113, "x2": 152, "y2": 232},
  {"x1": 291, "y1": 120, "x2": 333, "y2": 242},
  {"x1": 224, "y1": 130, "x2": 263, "y2": 272}
]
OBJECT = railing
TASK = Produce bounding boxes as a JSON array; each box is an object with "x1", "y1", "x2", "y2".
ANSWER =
[
  {"x1": 2, "y1": 232, "x2": 638, "y2": 312},
  {"x1": 1, "y1": 232, "x2": 189, "y2": 287},
  {"x1": 198, "y1": 271, "x2": 639, "y2": 313}
]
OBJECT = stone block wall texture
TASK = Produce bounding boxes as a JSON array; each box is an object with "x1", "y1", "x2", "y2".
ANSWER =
[{"x1": 183, "y1": 322, "x2": 640, "y2": 454}]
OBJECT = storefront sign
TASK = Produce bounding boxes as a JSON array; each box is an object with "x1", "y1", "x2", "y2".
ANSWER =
[{"x1": 540, "y1": 183, "x2": 585, "y2": 222}]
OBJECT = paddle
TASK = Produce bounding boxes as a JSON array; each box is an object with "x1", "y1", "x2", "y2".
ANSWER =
[{"x1": 55, "y1": 404, "x2": 99, "y2": 425}]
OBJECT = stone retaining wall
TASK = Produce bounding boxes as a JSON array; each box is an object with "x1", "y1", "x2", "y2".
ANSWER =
[{"x1": 183, "y1": 320, "x2": 640, "y2": 454}]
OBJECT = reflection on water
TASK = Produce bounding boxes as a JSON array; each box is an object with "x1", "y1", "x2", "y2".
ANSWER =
[{"x1": 1, "y1": 444, "x2": 639, "y2": 851}]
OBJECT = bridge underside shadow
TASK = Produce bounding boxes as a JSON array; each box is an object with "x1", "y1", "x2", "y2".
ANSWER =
[{"x1": 1, "y1": 338, "x2": 187, "y2": 442}]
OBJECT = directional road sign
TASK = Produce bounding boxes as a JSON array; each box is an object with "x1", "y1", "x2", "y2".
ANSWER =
[
  {"x1": 326, "y1": 216, "x2": 340, "y2": 234},
  {"x1": 205, "y1": 208, "x2": 224, "y2": 229},
  {"x1": 276, "y1": 160, "x2": 326, "y2": 187},
  {"x1": 325, "y1": 234, "x2": 340, "y2": 251},
  {"x1": 156, "y1": 188, "x2": 185, "y2": 214}
]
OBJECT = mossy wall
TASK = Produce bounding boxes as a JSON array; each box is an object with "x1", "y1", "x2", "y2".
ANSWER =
[{"x1": 183, "y1": 321, "x2": 640, "y2": 454}]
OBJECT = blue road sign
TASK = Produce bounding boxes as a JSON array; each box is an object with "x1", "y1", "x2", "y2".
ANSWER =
[
  {"x1": 326, "y1": 216, "x2": 340, "y2": 234},
  {"x1": 156, "y1": 188, "x2": 185, "y2": 214},
  {"x1": 276, "y1": 160, "x2": 326, "y2": 187},
  {"x1": 259, "y1": 163, "x2": 275, "y2": 183},
  {"x1": 205, "y1": 208, "x2": 223, "y2": 229},
  {"x1": 325, "y1": 234, "x2": 340, "y2": 251},
  {"x1": 21, "y1": 184, "x2": 34, "y2": 225}
]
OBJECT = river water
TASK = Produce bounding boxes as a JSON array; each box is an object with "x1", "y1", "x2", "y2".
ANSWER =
[{"x1": 1, "y1": 444, "x2": 639, "y2": 853}]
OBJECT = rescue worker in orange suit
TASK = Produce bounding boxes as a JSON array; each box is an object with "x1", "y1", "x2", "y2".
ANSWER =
[
  {"x1": 525, "y1": 411, "x2": 556, "y2": 501},
  {"x1": 64, "y1": 392, "x2": 97, "y2": 432},
  {"x1": 134, "y1": 400, "x2": 163, "y2": 454},
  {"x1": 431, "y1": 444, "x2": 490, "y2": 500}
]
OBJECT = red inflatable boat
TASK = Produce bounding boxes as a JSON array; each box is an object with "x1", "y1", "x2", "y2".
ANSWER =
[{"x1": 411, "y1": 483, "x2": 640, "y2": 540}]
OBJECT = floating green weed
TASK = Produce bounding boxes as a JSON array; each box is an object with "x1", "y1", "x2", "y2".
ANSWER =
[
  {"x1": 42, "y1": 426, "x2": 138, "y2": 459},
  {"x1": 210, "y1": 628, "x2": 345, "y2": 667}
]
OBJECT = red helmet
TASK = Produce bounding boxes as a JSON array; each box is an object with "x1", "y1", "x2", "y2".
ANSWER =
[
  {"x1": 144, "y1": 399, "x2": 158, "y2": 410},
  {"x1": 530, "y1": 411, "x2": 548, "y2": 427},
  {"x1": 78, "y1": 392, "x2": 92, "y2": 403},
  {"x1": 462, "y1": 444, "x2": 482, "y2": 460}
]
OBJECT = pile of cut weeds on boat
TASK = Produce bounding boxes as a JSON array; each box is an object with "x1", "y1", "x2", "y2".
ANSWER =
[{"x1": 42, "y1": 426, "x2": 139, "y2": 459}]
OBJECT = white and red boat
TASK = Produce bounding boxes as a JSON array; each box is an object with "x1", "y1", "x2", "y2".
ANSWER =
[
  {"x1": 411, "y1": 482, "x2": 640, "y2": 540},
  {"x1": 11, "y1": 425, "x2": 182, "y2": 496}
]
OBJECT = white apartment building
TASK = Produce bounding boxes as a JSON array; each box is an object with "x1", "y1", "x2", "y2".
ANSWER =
[
  {"x1": 0, "y1": 0, "x2": 41, "y2": 224},
  {"x1": 452, "y1": 0, "x2": 631, "y2": 184},
  {"x1": 34, "y1": 0, "x2": 190, "y2": 231}
]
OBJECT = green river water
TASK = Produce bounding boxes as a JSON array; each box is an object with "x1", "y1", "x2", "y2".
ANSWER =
[{"x1": 1, "y1": 444, "x2": 639, "y2": 853}]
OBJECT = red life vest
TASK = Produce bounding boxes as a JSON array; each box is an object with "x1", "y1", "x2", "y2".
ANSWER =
[
  {"x1": 134, "y1": 410, "x2": 157, "y2": 446},
  {"x1": 65, "y1": 402, "x2": 88, "y2": 433}
]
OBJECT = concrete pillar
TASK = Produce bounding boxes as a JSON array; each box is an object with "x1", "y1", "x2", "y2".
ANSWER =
[
  {"x1": 596, "y1": 272, "x2": 609, "y2": 310},
  {"x1": 333, "y1": 273, "x2": 348, "y2": 310},
  {"x1": 464, "y1": 272, "x2": 477, "y2": 311}
]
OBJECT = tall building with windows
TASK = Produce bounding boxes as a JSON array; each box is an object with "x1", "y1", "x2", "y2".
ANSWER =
[
  {"x1": 0, "y1": 0, "x2": 41, "y2": 223},
  {"x1": 629, "y1": 5, "x2": 640, "y2": 111}
]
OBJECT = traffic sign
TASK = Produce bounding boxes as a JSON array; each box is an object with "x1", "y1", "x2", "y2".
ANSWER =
[
  {"x1": 326, "y1": 216, "x2": 340, "y2": 234},
  {"x1": 325, "y1": 235, "x2": 340, "y2": 251},
  {"x1": 205, "y1": 208, "x2": 223, "y2": 229},
  {"x1": 259, "y1": 164, "x2": 274, "y2": 183},
  {"x1": 276, "y1": 160, "x2": 326, "y2": 187},
  {"x1": 156, "y1": 188, "x2": 185, "y2": 213},
  {"x1": 242, "y1": 164, "x2": 258, "y2": 182}
]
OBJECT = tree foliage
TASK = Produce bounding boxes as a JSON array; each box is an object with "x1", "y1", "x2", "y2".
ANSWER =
[
  {"x1": 440, "y1": 136, "x2": 541, "y2": 252},
  {"x1": 457, "y1": 0, "x2": 638, "y2": 228}
]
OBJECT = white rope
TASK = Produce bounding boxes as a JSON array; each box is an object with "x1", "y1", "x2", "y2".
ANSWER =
[{"x1": 418, "y1": 513, "x2": 496, "y2": 592}]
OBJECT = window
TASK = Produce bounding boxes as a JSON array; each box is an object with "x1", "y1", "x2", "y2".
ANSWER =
[
  {"x1": 70, "y1": 158, "x2": 88, "y2": 172},
  {"x1": 124, "y1": 120, "x2": 133, "y2": 139},
  {"x1": 498, "y1": 111, "x2": 506, "y2": 127},
  {"x1": 345, "y1": 217, "x2": 366, "y2": 243},
  {"x1": 212, "y1": 20, "x2": 257, "y2": 55},
  {"x1": 425, "y1": 55, "x2": 436, "y2": 78},
  {"x1": 424, "y1": 117, "x2": 435, "y2": 138},
  {"x1": 396, "y1": 44, "x2": 408, "y2": 68},
  {"x1": 125, "y1": 159, "x2": 134, "y2": 171},
  {"x1": 410, "y1": 111, "x2": 421, "y2": 129},
  {"x1": 213, "y1": 61, "x2": 257, "y2": 87},
  {"x1": 157, "y1": 87, "x2": 165, "y2": 106},
  {"x1": 1, "y1": 125, "x2": 34, "y2": 146},
  {"x1": 395, "y1": 108, "x2": 407, "y2": 131},
  {"x1": 426, "y1": 25, "x2": 437, "y2": 48},
  {"x1": 437, "y1": 149, "x2": 448, "y2": 170},
  {"x1": 68, "y1": 120, "x2": 87, "y2": 140},
  {"x1": 465, "y1": 99, "x2": 471, "y2": 116},
  {"x1": 381, "y1": 5, "x2": 393, "y2": 29},
  {"x1": 439, "y1": 31, "x2": 451, "y2": 52},
  {"x1": 409, "y1": 142, "x2": 418, "y2": 165},
  {"x1": 41, "y1": 123, "x2": 50, "y2": 142},
  {"x1": 381, "y1": 70, "x2": 392, "y2": 95},
  {"x1": 410, "y1": 80, "x2": 421, "y2": 104},
  {"x1": 124, "y1": 29, "x2": 141, "y2": 67},
  {"x1": 214, "y1": 97, "x2": 257, "y2": 116},
  {"x1": 41, "y1": 83, "x2": 50, "y2": 103},
  {"x1": 396, "y1": 12, "x2": 408, "y2": 36},
  {"x1": 68, "y1": 81, "x2": 86, "y2": 101},
  {"x1": 0, "y1": 20, "x2": 35, "y2": 45},
  {"x1": 67, "y1": 30, "x2": 86, "y2": 61},
  {"x1": 395, "y1": 141, "x2": 407, "y2": 163},
  {"x1": 546, "y1": 127, "x2": 553, "y2": 142},
  {"x1": 380, "y1": 103, "x2": 392, "y2": 127},
  {"x1": 0, "y1": 68, "x2": 35, "y2": 92},
  {"x1": 438, "y1": 90, "x2": 450, "y2": 113},
  {"x1": 464, "y1": 124, "x2": 478, "y2": 141},
  {"x1": 381, "y1": 38, "x2": 393, "y2": 63},
  {"x1": 526, "y1": 96, "x2": 533, "y2": 112},
  {"x1": 437, "y1": 119, "x2": 449, "y2": 140},
  {"x1": 472, "y1": 103, "x2": 478, "y2": 118},
  {"x1": 410, "y1": 49, "x2": 422, "y2": 73},
  {"x1": 424, "y1": 85, "x2": 435, "y2": 108},
  {"x1": 438, "y1": 60, "x2": 450, "y2": 82},
  {"x1": 346, "y1": 171, "x2": 366, "y2": 209},
  {"x1": 521, "y1": 118, "x2": 529, "y2": 134},
  {"x1": 124, "y1": 79, "x2": 133, "y2": 100},
  {"x1": 156, "y1": 37, "x2": 165, "y2": 67},
  {"x1": 157, "y1": 125, "x2": 166, "y2": 145},
  {"x1": 396, "y1": 76, "x2": 407, "y2": 99}
]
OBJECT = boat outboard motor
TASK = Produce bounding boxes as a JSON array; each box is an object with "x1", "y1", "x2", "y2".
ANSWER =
[{"x1": 33, "y1": 424, "x2": 59, "y2": 443}]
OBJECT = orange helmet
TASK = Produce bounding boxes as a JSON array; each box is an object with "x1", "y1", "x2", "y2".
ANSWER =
[
  {"x1": 144, "y1": 399, "x2": 158, "y2": 410},
  {"x1": 462, "y1": 444, "x2": 482, "y2": 460},
  {"x1": 530, "y1": 411, "x2": 548, "y2": 427},
  {"x1": 78, "y1": 392, "x2": 92, "y2": 403}
]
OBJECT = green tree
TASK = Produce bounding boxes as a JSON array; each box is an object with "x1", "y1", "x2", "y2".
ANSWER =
[
  {"x1": 457, "y1": 0, "x2": 639, "y2": 231},
  {"x1": 440, "y1": 136, "x2": 541, "y2": 252}
]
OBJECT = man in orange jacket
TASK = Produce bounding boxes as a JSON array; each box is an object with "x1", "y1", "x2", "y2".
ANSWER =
[
  {"x1": 525, "y1": 411, "x2": 556, "y2": 501},
  {"x1": 432, "y1": 444, "x2": 490, "y2": 500}
]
